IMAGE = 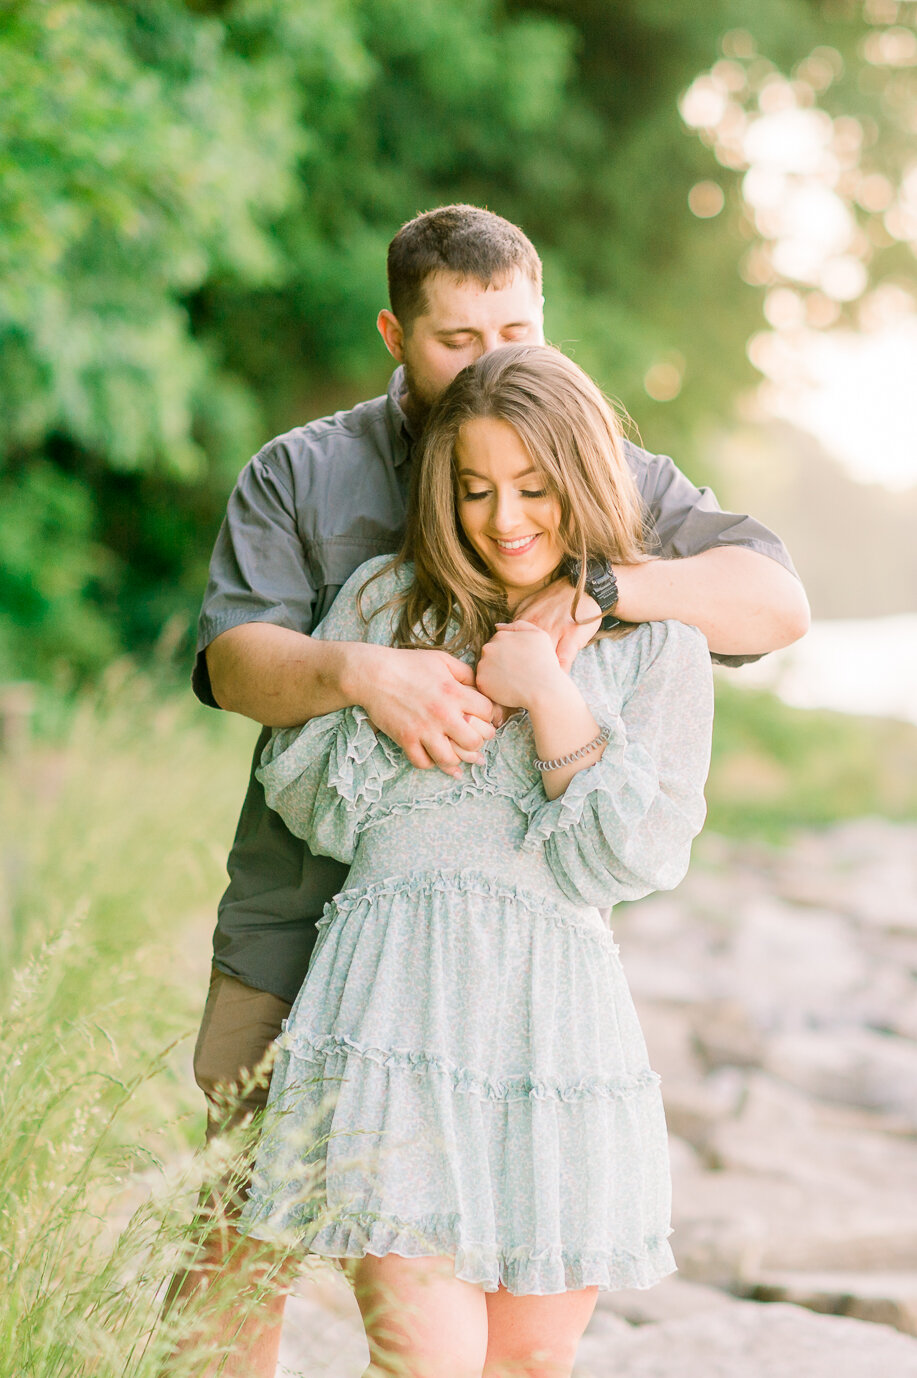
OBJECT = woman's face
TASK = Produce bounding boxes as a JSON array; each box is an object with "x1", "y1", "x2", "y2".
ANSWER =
[{"x1": 454, "y1": 416, "x2": 564, "y2": 608}]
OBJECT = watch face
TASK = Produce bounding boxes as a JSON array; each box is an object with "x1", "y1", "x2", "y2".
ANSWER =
[{"x1": 585, "y1": 561, "x2": 619, "y2": 613}]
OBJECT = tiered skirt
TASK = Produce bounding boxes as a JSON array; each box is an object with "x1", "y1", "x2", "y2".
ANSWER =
[{"x1": 240, "y1": 868, "x2": 676, "y2": 1295}]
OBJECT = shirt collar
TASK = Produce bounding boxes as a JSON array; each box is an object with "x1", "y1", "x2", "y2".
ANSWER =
[{"x1": 385, "y1": 366, "x2": 419, "y2": 461}]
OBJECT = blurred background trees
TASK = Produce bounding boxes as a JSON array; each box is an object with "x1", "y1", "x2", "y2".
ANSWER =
[{"x1": 2, "y1": 0, "x2": 915, "y2": 684}]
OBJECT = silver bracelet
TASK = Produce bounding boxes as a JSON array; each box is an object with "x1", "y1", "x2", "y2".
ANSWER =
[{"x1": 534, "y1": 722, "x2": 612, "y2": 773}]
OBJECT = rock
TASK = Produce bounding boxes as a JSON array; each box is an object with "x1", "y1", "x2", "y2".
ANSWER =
[
  {"x1": 573, "y1": 1300, "x2": 917, "y2": 1377},
  {"x1": 773, "y1": 818, "x2": 917, "y2": 935},
  {"x1": 706, "y1": 1072, "x2": 917, "y2": 1195},
  {"x1": 616, "y1": 896, "x2": 715, "y2": 1004},
  {"x1": 637, "y1": 1000, "x2": 706, "y2": 1086},
  {"x1": 661, "y1": 1066, "x2": 747, "y2": 1153},
  {"x1": 762, "y1": 1026, "x2": 917, "y2": 1123},
  {"x1": 278, "y1": 1263, "x2": 368, "y2": 1376},
  {"x1": 673, "y1": 1166, "x2": 917, "y2": 1278},
  {"x1": 596, "y1": 1273, "x2": 737, "y2": 1326},
  {"x1": 741, "y1": 1269, "x2": 917, "y2": 1338},
  {"x1": 689, "y1": 998, "x2": 766, "y2": 1070},
  {"x1": 726, "y1": 896, "x2": 867, "y2": 1031}
]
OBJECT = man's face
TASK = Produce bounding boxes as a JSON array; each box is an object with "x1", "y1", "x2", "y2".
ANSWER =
[{"x1": 379, "y1": 269, "x2": 545, "y2": 425}]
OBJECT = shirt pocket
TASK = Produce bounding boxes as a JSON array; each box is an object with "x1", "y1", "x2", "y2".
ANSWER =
[{"x1": 310, "y1": 537, "x2": 397, "y2": 624}]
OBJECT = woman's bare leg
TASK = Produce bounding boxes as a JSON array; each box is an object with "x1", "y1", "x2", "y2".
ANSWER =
[
  {"x1": 482, "y1": 1284, "x2": 598, "y2": 1378},
  {"x1": 344, "y1": 1253, "x2": 489, "y2": 1378}
]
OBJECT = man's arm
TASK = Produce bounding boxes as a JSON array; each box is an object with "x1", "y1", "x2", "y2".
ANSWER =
[
  {"x1": 517, "y1": 546, "x2": 808, "y2": 671},
  {"x1": 206, "y1": 622, "x2": 495, "y2": 777},
  {"x1": 610, "y1": 546, "x2": 809, "y2": 654}
]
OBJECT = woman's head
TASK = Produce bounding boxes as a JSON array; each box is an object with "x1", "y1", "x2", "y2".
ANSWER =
[{"x1": 385, "y1": 345, "x2": 649, "y2": 653}]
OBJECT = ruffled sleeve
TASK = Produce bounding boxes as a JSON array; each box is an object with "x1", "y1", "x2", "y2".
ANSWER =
[
  {"x1": 254, "y1": 555, "x2": 407, "y2": 862},
  {"x1": 257, "y1": 705, "x2": 400, "y2": 862},
  {"x1": 519, "y1": 620, "x2": 713, "y2": 908}
]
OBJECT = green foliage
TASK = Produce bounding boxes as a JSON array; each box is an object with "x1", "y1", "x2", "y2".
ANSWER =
[
  {"x1": 2, "y1": 0, "x2": 914, "y2": 683},
  {"x1": 708, "y1": 678, "x2": 917, "y2": 840}
]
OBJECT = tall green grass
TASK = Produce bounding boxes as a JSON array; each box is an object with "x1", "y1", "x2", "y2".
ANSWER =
[{"x1": 0, "y1": 666, "x2": 284, "y2": 1377}]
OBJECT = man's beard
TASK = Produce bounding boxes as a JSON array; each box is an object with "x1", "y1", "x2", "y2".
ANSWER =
[{"x1": 399, "y1": 359, "x2": 438, "y2": 433}]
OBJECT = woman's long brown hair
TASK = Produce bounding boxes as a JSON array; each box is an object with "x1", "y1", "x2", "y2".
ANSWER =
[{"x1": 359, "y1": 344, "x2": 651, "y2": 656}]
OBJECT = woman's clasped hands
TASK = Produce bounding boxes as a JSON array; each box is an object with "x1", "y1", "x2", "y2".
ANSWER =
[{"x1": 475, "y1": 619, "x2": 567, "y2": 717}]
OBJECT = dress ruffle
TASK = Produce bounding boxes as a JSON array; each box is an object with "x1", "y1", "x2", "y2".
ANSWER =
[
  {"x1": 274, "y1": 1026, "x2": 659, "y2": 1104},
  {"x1": 321, "y1": 868, "x2": 619, "y2": 943},
  {"x1": 242, "y1": 1198, "x2": 676, "y2": 1295},
  {"x1": 241, "y1": 868, "x2": 675, "y2": 1295},
  {"x1": 259, "y1": 704, "x2": 400, "y2": 810}
]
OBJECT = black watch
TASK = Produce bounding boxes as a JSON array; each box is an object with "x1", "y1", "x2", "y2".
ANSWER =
[{"x1": 565, "y1": 556, "x2": 621, "y2": 630}]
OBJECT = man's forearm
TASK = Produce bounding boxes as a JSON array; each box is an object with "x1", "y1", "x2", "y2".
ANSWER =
[
  {"x1": 205, "y1": 623, "x2": 375, "y2": 727},
  {"x1": 614, "y1": 546, "x2": 810, "y2": 656}
]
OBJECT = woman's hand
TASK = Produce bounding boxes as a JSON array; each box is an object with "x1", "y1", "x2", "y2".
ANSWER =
[{"x1": 475, "y1": 620, "x2": 567, "y2": 712}]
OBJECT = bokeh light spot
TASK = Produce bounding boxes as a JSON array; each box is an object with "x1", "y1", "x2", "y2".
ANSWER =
[
  {"x1": 644, "y1": 355, "x2": 685, "y2": 401},
  {"x1": 688, "y1": 181, "x2": 725, "y2": 217}
]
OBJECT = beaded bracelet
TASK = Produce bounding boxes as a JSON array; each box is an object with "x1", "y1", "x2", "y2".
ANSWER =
[{"x1": 534, "y1": 721, "x2": 612, "y2": 773}]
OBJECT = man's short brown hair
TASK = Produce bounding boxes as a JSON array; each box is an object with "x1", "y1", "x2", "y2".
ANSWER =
[{"x1": 387, "y1": 204, "x2": 543, "y2": 330}]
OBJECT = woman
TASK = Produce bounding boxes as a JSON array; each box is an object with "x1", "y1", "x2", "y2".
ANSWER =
[{"x1": 239, "y1": 345, "x2": 714, "y2": 1377}]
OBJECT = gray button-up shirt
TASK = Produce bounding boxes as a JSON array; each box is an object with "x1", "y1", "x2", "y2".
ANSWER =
[{"x1": 194, "y1": 368, "x2": 797, "y2": 1002}]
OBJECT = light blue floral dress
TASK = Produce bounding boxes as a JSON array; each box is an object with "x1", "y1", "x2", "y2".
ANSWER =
[{"x1": 239, "y1": 556, "x2": 714, "y2": 1294}]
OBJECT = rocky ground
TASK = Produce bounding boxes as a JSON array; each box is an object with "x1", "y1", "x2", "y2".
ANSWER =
[{"x1": 276, "y1": 818, "x2": 917, "y2": 1377}]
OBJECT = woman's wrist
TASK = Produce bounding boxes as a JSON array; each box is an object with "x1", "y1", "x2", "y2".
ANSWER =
[{"x1": 522, "y1": 669, "x2": 581, "y2": 721}]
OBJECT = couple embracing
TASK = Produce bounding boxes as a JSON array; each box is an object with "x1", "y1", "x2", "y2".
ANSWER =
[{"x1": 171, "y1": 205, "x2": 807, "y2": 1378}]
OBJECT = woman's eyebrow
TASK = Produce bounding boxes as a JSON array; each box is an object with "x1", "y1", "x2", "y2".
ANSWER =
[{"x1": 457, "y1": 467, "x2": 539, "y2": 480}]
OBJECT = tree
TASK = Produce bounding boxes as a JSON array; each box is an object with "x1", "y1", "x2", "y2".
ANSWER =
[{"x1": 2, "y1": 0, "x2": 914, "y2": 684}]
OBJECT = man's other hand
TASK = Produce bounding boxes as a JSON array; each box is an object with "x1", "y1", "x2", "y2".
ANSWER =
[{"x1": 358, "y1": 645, "x2": 496, "y2": 779}]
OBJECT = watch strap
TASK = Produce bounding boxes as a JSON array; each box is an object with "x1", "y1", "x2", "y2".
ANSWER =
[{"x1": 565, "y1": 556, "x2": 619, "y2": 616}]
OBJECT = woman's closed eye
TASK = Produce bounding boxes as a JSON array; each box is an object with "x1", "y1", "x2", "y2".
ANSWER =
[{"x1": 461, "y1": 488, "x2": 549, "y2": 501}]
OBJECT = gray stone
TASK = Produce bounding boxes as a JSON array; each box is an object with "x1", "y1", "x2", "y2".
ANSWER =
[
  {"x1": 573, "y1": 1300, "x2": 917, "y2": 1378},
  {"x1": 772, "y1": 819, "x2": 917, "y2": 934},
  {"x1": 661, "y1": 1066, "x2": 747, "y2": 1153},
  {"x1": 278, "y1": 1264, "x2": 368, "y2": 1377},
  {"x1": 762, "y1": 1026, "x2": 917, "y2": 1123},
  {"x1": 706, "y1": 1071, "x2": 917, "y2": 1195},
  {"x1": 636, "y1": 1001, "x2": 706, "y2": 1086},
  {"x1": 596, "y1": 1274, "x2": 737, "y2": 1326},
  {"x1": 689, "y1": 998, "x2": 766, "y2": 1070},
  {"x1": 671, "y1": 1162, "x2": 917, "y2": 1279},
  {"x1": 742, "y1": 1269, "x2": 917, "y2": 1337}
]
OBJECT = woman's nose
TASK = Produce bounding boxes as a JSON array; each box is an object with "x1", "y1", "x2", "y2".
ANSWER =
[{"x1": 491, "y1": 490, "x2": 523, "y2": 531}]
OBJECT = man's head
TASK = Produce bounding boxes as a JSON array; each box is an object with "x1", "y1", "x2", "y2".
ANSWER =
[{"x1": 377, "y1": 205, "x2": 545, "y2": 426}]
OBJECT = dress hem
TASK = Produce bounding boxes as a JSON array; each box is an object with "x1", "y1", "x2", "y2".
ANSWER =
[{"x1": 240, "y1": 1204, "x2": 677, "y2": 1295}]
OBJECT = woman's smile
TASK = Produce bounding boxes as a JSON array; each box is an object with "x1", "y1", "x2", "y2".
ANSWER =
[{"x1": 492, "y1": 533, "x2": 541, "y2": 554}]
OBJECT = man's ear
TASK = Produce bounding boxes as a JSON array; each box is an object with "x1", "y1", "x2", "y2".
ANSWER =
[{"x1": 377, "y1": 309, "x2": 406, "y2": 362}]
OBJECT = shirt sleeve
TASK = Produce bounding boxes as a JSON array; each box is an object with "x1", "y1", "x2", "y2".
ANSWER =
[
  {"x1": 629, "y1": 442, "x2": 800, "y2": 669},
  {"x1": 253, "y1": 556, "x2": 404, "y2": 862},
  {"x1": 519, "y1": 621, "x2": 714, "y2": 909},
  {"x1": 192, "y1": 447, "x2": 317, "y2": 707}
]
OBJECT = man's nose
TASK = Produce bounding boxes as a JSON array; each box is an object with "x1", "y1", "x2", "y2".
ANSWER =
[{"x1": 478, "y1": 331, "x2": 504, "y2": 356}]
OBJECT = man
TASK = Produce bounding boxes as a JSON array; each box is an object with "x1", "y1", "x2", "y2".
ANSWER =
[{"x1": 172, "y1": 204, "x2": 808, "y2": 1376}]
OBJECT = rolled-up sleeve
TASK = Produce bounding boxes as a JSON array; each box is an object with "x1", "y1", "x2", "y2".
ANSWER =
[
  {"x1": 629, "y1": 443, "x2": 800, "y2": 668},
  {"x1": 192, "y1": 448, "x2": 317, "y2": 707},
  {"x1": 635, "y1": 445, "x2": 797, "y2": 573}
]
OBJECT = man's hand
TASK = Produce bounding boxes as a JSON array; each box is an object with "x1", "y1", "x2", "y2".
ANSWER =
[
  {"x1": 513, "y1": 576, "x2": 602, "y2": 672},
  {"x1": 206, "y1": 624, "x2": 494, "y2": 777},
  {"x1": 357, "y1": 645, "x2": 496, "y2": 779}
]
